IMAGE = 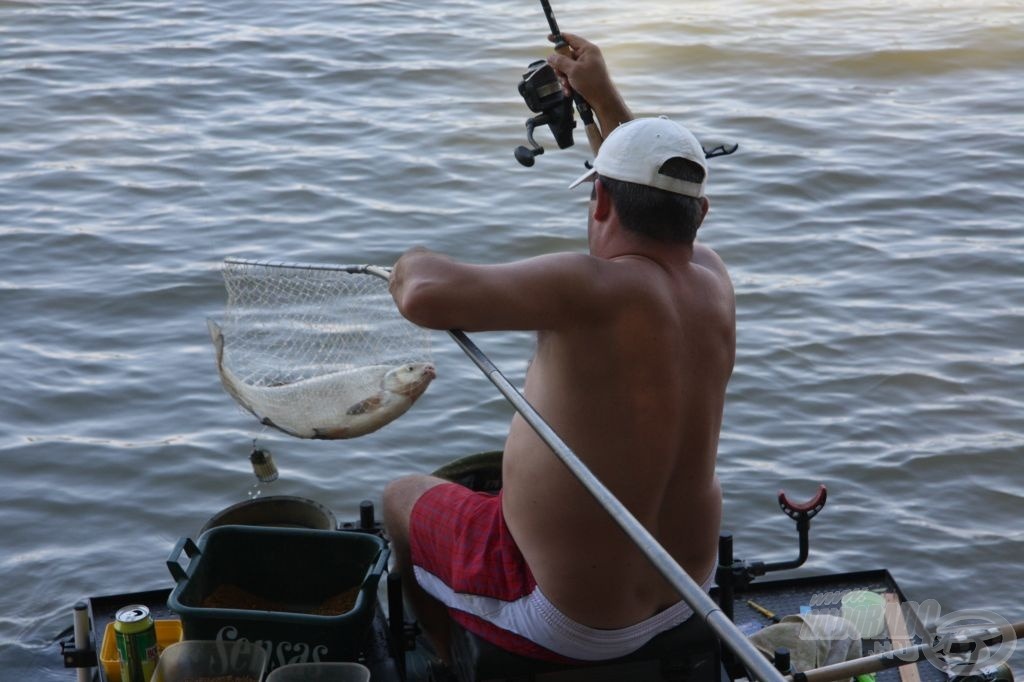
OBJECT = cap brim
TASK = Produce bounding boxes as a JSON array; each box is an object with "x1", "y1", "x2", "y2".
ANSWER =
[{"x1": 568, "y1": 166, "x2": 598, "y2": 190}]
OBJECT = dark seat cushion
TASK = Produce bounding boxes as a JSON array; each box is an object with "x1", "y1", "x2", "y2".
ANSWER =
[{"x1": 448, "y1": 613, "x2": 722, "y2": 682}]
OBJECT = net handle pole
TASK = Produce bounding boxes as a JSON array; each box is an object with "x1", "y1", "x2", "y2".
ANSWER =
[
  {"x1": 445, "y1": 327, "x2": 786, "y2": 682},
  {"x1": 223, "y1": 258, "x2": 393, "y2": 280}
]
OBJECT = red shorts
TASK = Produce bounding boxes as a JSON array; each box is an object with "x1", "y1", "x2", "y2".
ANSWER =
[
  {"x1": 409, "y1": 482, "x2": 705, "y2": 662},
  {"x1": 409, "y1": 482, "x2": 567, "y2": 661}
]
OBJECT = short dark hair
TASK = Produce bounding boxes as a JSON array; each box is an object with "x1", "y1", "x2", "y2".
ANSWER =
[{"x1": 598, "y1": 157, "x2": 706, "y2": 244}]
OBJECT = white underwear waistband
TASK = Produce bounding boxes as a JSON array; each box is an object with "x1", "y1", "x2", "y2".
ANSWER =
[{"x1": 415, "y1": 566, "x2": 715, "y2": 661}]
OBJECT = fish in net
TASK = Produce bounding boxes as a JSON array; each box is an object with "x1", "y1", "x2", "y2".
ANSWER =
[{"x1": 208, "y1": 259, "x2": 435, "y2": 439}]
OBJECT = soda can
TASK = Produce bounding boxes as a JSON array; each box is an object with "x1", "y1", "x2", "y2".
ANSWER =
[{"x1": 114, "y1": 604, "x2": 158, "y2": 682}]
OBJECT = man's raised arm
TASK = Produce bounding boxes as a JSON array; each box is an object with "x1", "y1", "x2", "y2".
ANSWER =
[{"x1": 389, "y1": 247, "x2": 615, "y2": 333}]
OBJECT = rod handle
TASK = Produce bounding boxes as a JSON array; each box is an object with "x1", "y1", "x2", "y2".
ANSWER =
[
  {"x1": 551, "y1": 40, "x2": 604, "y2": 153},
  {"x1": 582, "y1": 120, "x2": 604, "y2": 154}
]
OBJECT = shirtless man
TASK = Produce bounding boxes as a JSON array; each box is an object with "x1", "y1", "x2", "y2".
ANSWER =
[{"x1": 383, "y1": 33, "x2": 735, "y2": 663}]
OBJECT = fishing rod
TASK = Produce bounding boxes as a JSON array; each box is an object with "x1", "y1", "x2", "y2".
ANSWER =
[
  {"x1": 788, "y1": 619, "x2": 1023, "y2": 682},
  {"x1": 513, "y1": 0, "x2": 603, "y2": 166}
]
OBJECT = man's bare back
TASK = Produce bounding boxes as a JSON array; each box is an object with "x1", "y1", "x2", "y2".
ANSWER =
[{"x1": 503, "y1": 246, "x2": 734, "y2": 628}]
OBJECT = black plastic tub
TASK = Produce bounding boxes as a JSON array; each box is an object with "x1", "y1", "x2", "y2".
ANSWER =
[{"x1": 166, "y1": 525, "x2": 388, "y2": 670}]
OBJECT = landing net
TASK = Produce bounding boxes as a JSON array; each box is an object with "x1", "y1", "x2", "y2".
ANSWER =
[{"x1": 208, "y1": 259, "x2": 434, "y2": 439}]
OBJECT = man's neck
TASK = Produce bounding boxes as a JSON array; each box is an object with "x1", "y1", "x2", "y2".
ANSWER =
[{"x1": 592, "y1": 227, "x2": 695, "y2": 269}]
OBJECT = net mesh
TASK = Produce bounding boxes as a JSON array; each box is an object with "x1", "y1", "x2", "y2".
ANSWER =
[{"x1": 209, "y1": 259, "x2": 434, "y2": 439}]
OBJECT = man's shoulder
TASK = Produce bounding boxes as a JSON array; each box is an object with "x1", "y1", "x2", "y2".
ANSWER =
[{"x1": 691, "y1": 242, "x2": 730, "y2": 280}]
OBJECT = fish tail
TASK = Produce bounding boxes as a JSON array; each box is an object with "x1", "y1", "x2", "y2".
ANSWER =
[
  {"x1": 207, "y1": 318, "x2": 258, "y2": 418},
  {"x1": 207, "y1": 318, "x2": 225, "y2": 366}
]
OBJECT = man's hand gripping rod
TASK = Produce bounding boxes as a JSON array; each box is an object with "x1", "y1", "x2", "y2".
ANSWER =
[{"x1": 540, "y1": 0, "x2": 604, "y2": 154}]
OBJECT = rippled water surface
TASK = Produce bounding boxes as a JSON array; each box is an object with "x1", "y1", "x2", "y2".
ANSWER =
[{"x1": 1, "y1": 0, "x2": 1022, "y2": 678}]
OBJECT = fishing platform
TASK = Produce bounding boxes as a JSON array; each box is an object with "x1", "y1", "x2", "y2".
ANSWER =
[{"x1": 58, "y1": 458, "x2": 1003, "y2": 682}]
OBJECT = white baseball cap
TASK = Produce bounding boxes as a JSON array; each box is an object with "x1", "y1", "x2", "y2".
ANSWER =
[{"x1": 568, "y1": 116, "x2": 707, "y2": 198}]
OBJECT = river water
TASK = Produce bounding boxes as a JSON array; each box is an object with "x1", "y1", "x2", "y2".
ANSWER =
[{"x1": 1, "y1": 0, "x2": 1021, "y2": 678}]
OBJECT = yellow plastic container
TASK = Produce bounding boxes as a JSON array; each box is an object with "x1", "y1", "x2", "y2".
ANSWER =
[{"x1": 99, "y1": 619, "x2": 183, "y2": 681}]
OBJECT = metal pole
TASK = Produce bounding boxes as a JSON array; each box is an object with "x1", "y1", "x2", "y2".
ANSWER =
[{"x1": 73, "y1": 601, "x2": 91, "y2": 682}]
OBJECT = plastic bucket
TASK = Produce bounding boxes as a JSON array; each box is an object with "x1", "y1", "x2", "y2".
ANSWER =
[
  {"x1": 841, "y1": 590, "x2": 886, "y2": 639},
  {"x1": 200, "y1": 496, "x2": 337, "y2": 535}
]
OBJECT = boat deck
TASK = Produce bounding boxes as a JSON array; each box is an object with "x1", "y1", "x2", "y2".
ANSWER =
[{"x1": 69, "y1": 568, "x2": 945, "y2": 682}]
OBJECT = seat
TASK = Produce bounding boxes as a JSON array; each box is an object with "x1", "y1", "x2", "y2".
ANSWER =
[{"x1": 448, "y1": 614, "x2": 722, "y2": 682}]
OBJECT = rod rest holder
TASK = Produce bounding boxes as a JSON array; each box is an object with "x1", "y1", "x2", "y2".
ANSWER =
[
  {"x1": 339, "y1": 499, "x2": 387, "y2": 536},
  {"x1": 763, "y1": 484, "x2": 827, "y2": 573},
  {"x1": 716, "y1": 485, "x2": 827, "y2": 621}
]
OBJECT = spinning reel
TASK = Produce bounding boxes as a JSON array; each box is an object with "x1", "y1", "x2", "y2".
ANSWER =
[
  {"x1": 513, "y1": 0, "x2": 739, "y2": 168},
  {"x1": 514, "y1": 59, "x2": 577, "y2": 167},
  {"x1": 512, "y1": 57, "x2": 740, "y2": 167}
]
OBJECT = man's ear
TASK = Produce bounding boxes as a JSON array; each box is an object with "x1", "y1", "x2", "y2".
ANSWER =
[
  {"x1": 593, "y1": 178, "x2": 612, "y2": 221},
  {"x1": 697, "y1": 196, "x2": 710, "y2": 228}
]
